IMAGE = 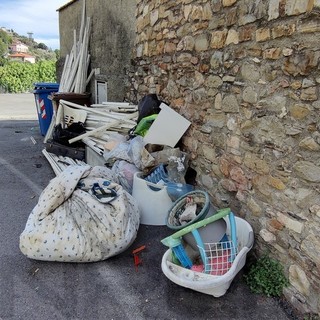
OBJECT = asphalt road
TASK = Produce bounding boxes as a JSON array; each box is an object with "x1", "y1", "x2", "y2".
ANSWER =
[{"x1": 0, "y1": 93, "x2": 298, "y2": 320}]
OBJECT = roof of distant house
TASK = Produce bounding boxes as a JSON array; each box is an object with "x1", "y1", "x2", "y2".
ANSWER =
[{"x1": 9, "y1": 53, "x2": 34, "y2": 58}]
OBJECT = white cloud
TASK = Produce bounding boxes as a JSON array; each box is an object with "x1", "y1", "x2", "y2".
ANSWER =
[{"x1": 0, "y1": 0, "x2": 67, "y2": 49}]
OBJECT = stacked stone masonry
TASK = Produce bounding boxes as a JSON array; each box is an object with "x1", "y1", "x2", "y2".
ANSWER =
[{"x1": 129, "y1": 0, "x2": 320, "y2": 316}]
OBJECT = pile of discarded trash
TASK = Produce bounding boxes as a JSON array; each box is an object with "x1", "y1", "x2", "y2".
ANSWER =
[
  {"x1": 20, "y1": 92, "x2": 255, "y2": 297},
  {"x1": 19, "y1": 0, "x2": 253, "y2": 296},
  {"x1": 20, "y1": 93, "x2": 194, "y2": 259}
]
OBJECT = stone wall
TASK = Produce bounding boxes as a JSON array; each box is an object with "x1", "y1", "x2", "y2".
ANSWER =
[{"x1": 130, "y1": 0, "x2": 320, "y2": 315}]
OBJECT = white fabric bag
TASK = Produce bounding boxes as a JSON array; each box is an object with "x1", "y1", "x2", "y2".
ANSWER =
[{"x1": 20, "y1": 165, "x2": 140, "y2": 262}]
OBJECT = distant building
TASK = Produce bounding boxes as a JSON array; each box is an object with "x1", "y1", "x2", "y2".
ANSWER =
[
  {"x1": 10, "y1": 41, "x2": 28, "y2": 53},
  {"x1": 0, "y1": 27, "x2": 13, "y2": 34},
  {"x1": 8, "y1": 52, "x2": 35, "y2": 63}
]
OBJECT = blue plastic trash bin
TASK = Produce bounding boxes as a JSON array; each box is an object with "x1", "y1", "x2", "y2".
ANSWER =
[{"x1": 33, "y1": 82, "x2": 59, "y2": 135}]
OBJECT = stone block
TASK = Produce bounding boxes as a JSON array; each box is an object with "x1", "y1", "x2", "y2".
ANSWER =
[
  {"x1": 210, "y1": 29, "x2": 228, "y2": 49},
  {"x1": 289, "y1": 103, "x2": 311, "y2": 120},
  {"x1": 268, "y1": 176, "x2": 286, "y2": 190},
  {"x1": 276, "y1": 212, "x2": 303, "y2": 233},
  {"x1": 294, "y1": 161, "x2": 320, "y2": 182},
  {"x1": 285, "y1": 0, "x2": 313, "y2": 16},
  {"x1": 239, "y1": 25, "x2": 256, "y2": 42},
  {"x1": 260, "y1": 229, "x2": 276, "y2": 242},
  {"x1": 225, "y1": 29, "x2": 239, "y2": 45},
  {"x1": 222, "y1": 94, "x2": 240, "y2": 113},
  {"x1": 244, "y1": 153, "x2": 270, "y2": 174},
  {"x1": 206, "y1": 75, "x2": 223, "y2": 88},
  {"x1": 299, "y1": 137, "x2": 320, "y2": 151},
  {"x1": 150, "y1": 9, "x2": 159, "y2": 26},
  {"x1": 268, "y1": 0, "x2": 280, "y2": 20},
  {"x1": 242, "y1": 86, "x2": 258, "y2": 104},
  {"x1": 222, "y1": 0, "x2": 237, "y2": 7},
  {"x1": 226, "y1": 8, "x2": 237, "y2": 26},
  {"x1": 289, "y1": 265, "x2": 311, "y2": 296},
  {"x1": 263, "y1": 48, "x2": 282, "y2": 59},
  {"x1": 300, "y1": 87, "x2": 318, "y2": 101},
  {"x1": 194, "y1": 34, "x2": 209, "y2": 51},
  {"x1": 301, "y1": 234, "x2": 320, "y2": 265},
  {"x1": 272, "y1": 24, "x2": 296, "y2": 38}
]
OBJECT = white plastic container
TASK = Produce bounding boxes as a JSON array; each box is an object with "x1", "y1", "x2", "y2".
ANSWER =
[
  {"x1": 132, "y1": 172, "x2": 173, "y2": 225},
  {"x1": 161, "y1": 216, "x2": 254, "y2": 297}
]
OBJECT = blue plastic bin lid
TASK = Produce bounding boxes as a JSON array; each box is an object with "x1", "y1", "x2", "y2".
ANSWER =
[{"x1": 33, "y1": 82, "x2": 59, "y2": 90}]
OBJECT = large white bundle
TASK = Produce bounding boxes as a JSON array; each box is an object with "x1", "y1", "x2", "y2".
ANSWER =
[{"x1": 19, "y1": 165, "x2": 140, "y2": 262}]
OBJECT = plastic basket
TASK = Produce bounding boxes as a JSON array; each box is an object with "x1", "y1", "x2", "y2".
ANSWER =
[
  {"x1": 196, "y1": 240, "x2": 238, "y2": 275},
  {"x1": 161, "y1": 216, "x2": 254, "y2": 297}
]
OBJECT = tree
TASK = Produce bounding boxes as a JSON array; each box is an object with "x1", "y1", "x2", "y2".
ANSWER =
[
  {"x1": 54, "y1": 49, "x2": 60, "y2": 60},
  {"x1": 0, "y1": 30, "x2": 12, "y2": 45},
  {"x1": 38, "y1": 42, "x2": 48, "y2": 50}
]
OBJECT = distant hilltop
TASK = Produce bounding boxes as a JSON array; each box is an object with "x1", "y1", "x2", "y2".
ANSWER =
[{"x1": 0, "y1": 27, "x2": 58, "y2": 63}]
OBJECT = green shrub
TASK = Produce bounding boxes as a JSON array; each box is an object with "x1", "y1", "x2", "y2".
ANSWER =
[
  {"x1": 244, "y1": 255, "x2": 289, "y2": 297},
  {"x1": 0, "y1": 60, "x2": 56, "y2": 93}
]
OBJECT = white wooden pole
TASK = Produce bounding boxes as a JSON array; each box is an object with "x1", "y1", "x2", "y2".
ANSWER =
[{"x1": 68, "y1": 111, "x2": 138, "y2": 144}]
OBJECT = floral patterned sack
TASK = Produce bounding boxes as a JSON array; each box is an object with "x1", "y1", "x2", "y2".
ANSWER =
[{"x1": 19, "y1": 165, "x2": 140, "y2": 262}]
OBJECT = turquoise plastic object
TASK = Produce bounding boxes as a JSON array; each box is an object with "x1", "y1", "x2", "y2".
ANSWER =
[
  {"x1": 191, "y1": 229, "x2": 209, "y2": 272},
  {"x1": 172, "y1": 244, "x2": 193, "y2": 269},
  {"x1": 228, "y1": 212, "x2": 237, "y2": 262}
]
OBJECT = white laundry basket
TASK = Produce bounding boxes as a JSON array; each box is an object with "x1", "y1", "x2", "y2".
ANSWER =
[
  {"x1": 161, "y1": 216, "x2": 254, "y2": 297},
  {"x1": 132, "y1": 172, "x2": 173, "y2": 225}
]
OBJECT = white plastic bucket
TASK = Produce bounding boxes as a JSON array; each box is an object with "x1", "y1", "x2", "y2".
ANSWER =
[
  {"x1": 132, "y1": 172, "x2": 173, "y2": 225},
  {"x1": 161, "y1": 217, "x2": 254, "y2": 297}
]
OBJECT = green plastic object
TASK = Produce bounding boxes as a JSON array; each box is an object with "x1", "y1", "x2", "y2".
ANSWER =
[
  {"x1": 161, "y1": 208, "x2": 231, "y2": 247},
  {"x1": 134, "y1": 114, "x2": 158, "y2": 136}
]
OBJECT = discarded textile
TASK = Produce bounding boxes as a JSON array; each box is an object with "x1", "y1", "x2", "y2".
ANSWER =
[{"x1": 19, "y1": 165, "x2": 140, "y2": 262}]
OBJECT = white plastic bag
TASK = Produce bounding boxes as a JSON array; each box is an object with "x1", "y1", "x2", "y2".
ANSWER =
[{"x1": 103, "y1": 136, "x2": 155, "y2": 170}]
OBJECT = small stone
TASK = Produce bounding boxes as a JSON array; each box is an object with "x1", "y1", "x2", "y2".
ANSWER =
[
  {"x1": 289, "y1": 265, "x2": 311, "y2": 296},
  {"x1": 283, "y1": 48, "x2": 293, "y2": 56},
  {"x1": 268, "y1": 176, "x2": 286, "y2": 190},
  {"x1": 222, "y1": 0, "x2": 237, "y2": 7},
  {"x1": 294, "y1": 161, "x2": 320, "y2": 182},
  {"x1": 260, "y1": 229, "x2": 276, "y2": 242},
  {"x1": 299, "y1": 137, "x2": 320, "y2": 151},
  {"x1": 276, "y1": 212, "x2": 303, "y2": 233}
]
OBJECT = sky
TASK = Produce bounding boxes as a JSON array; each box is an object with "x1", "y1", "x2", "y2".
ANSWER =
[{"x1": 0, "y1": 0, "x2": 69, "y2": 50}]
